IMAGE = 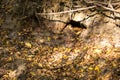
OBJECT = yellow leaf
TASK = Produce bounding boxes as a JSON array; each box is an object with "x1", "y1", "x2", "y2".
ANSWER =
[
  {"x1": 94, "y1": 48, "x2": 102, "y2": 54},
  {"x1": 80, "y1": 69, "x2": 84, "y2": 72},
  {"x1": 95, "y1": 66, "x2": 100, "y2": 73},
  {"x1": 63, "y1": 54, "x2": 68, "y2": 59},
  {"x1": 18, "y1": 32, "x2": 21, "y2": 35},
  {"x1": 25, "y1": 42, "x2": 32, "y2": 48},
  {"x1": 30, "y1": 72, "x2": 36, "y2": 76},
  {"x1": 7, "y1": 57, "x2": 12, "y2": 61},
  {"x1": 74, "y1": 49, "x2": 80, "y2": 53},
  {"x1": 47, "y1": 37, "x2": 51, "y2": 41},
  {"x1": 27, "y1": 57, "x2": 32, "y2": 61},
  {"x1": 6, "y1": 41, "x2": 9, "y2": 45},
  {"x1": 53, "y1": 35, "x2": 58, "y2": 39},
  {"x1": 106, "y1": 48, "x2": 112, "y2": 54},
  {"x1": 3, "y1": 74, "x2": 9, "y2": 78},
  {"x1": 38, "y1": 63, "x2": 43, "y2": 67},
  {"x1": 39, "y1": 39, "x2": 44, "y2": 43},
  {"x1": 66, "y1": 48, "x2": 72, "y2": 52},
  {"x1": 88, "y1": 67, "x2": 93, "y2": 70},
  {"x1": 66, "y1": 61, "x2": 73, "y2": 65},
  {"x1": 72, "y1": 68, "x2": 76, "y2": 73},
  {"x1": 53, "y1": 47, "x2": 58, "y2": 51},
  {"x1": 112, "y1": 62, "x2": 117, "y2": 67}
]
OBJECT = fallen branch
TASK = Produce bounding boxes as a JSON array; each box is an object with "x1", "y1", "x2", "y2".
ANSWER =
[{"x1": 36, "y1": 6, "x2": 96, "y2": 15}]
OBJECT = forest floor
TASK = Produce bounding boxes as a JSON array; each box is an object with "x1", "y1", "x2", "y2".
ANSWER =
[
  {"x1": 0, "y1": 18, "x2": 120, "y2": 80},
  {"x1": 0, "y1": 0, "x2": 120, "y2": 79}
]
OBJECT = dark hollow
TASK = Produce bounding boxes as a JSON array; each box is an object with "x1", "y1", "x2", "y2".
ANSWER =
[{"x1": 67, "y1": 20, "x2": 87, "y2": 29}]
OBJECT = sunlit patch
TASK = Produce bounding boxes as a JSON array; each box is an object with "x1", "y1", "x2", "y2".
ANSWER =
[
  {"x1": 100, "y1": 39, "x2": 112, "y2": 47},
  {"x1": 73, "y1": 13, "x2": 85, "y2": 21},
  {"x1": 68, "y1": 52, "x2": 79, "y2": 61},
  {"x1": 94, "y1": 48, "x2": 102, "y2": 54}
]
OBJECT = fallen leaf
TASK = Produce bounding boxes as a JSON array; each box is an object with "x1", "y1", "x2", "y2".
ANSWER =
[{"x1": 25, "y1": 42, "x2": 32, "y2": 48}]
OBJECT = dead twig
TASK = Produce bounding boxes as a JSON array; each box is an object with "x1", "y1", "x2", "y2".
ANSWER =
[
  {"x1": 108, "y1": 0, "x2": 116, "y2": 18},
  {"x1": 84, "y1": 0, "x2": 120, "y2": 6},
  {"x1": 95, "y1": 3, "x2": 120, "y2": 14},
  {"x1": 101, "y1": 12, "x2": 120, "y2": 20},
  {"x1": 84, "y1": 0, "x2": 120, "y2": 14}
]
